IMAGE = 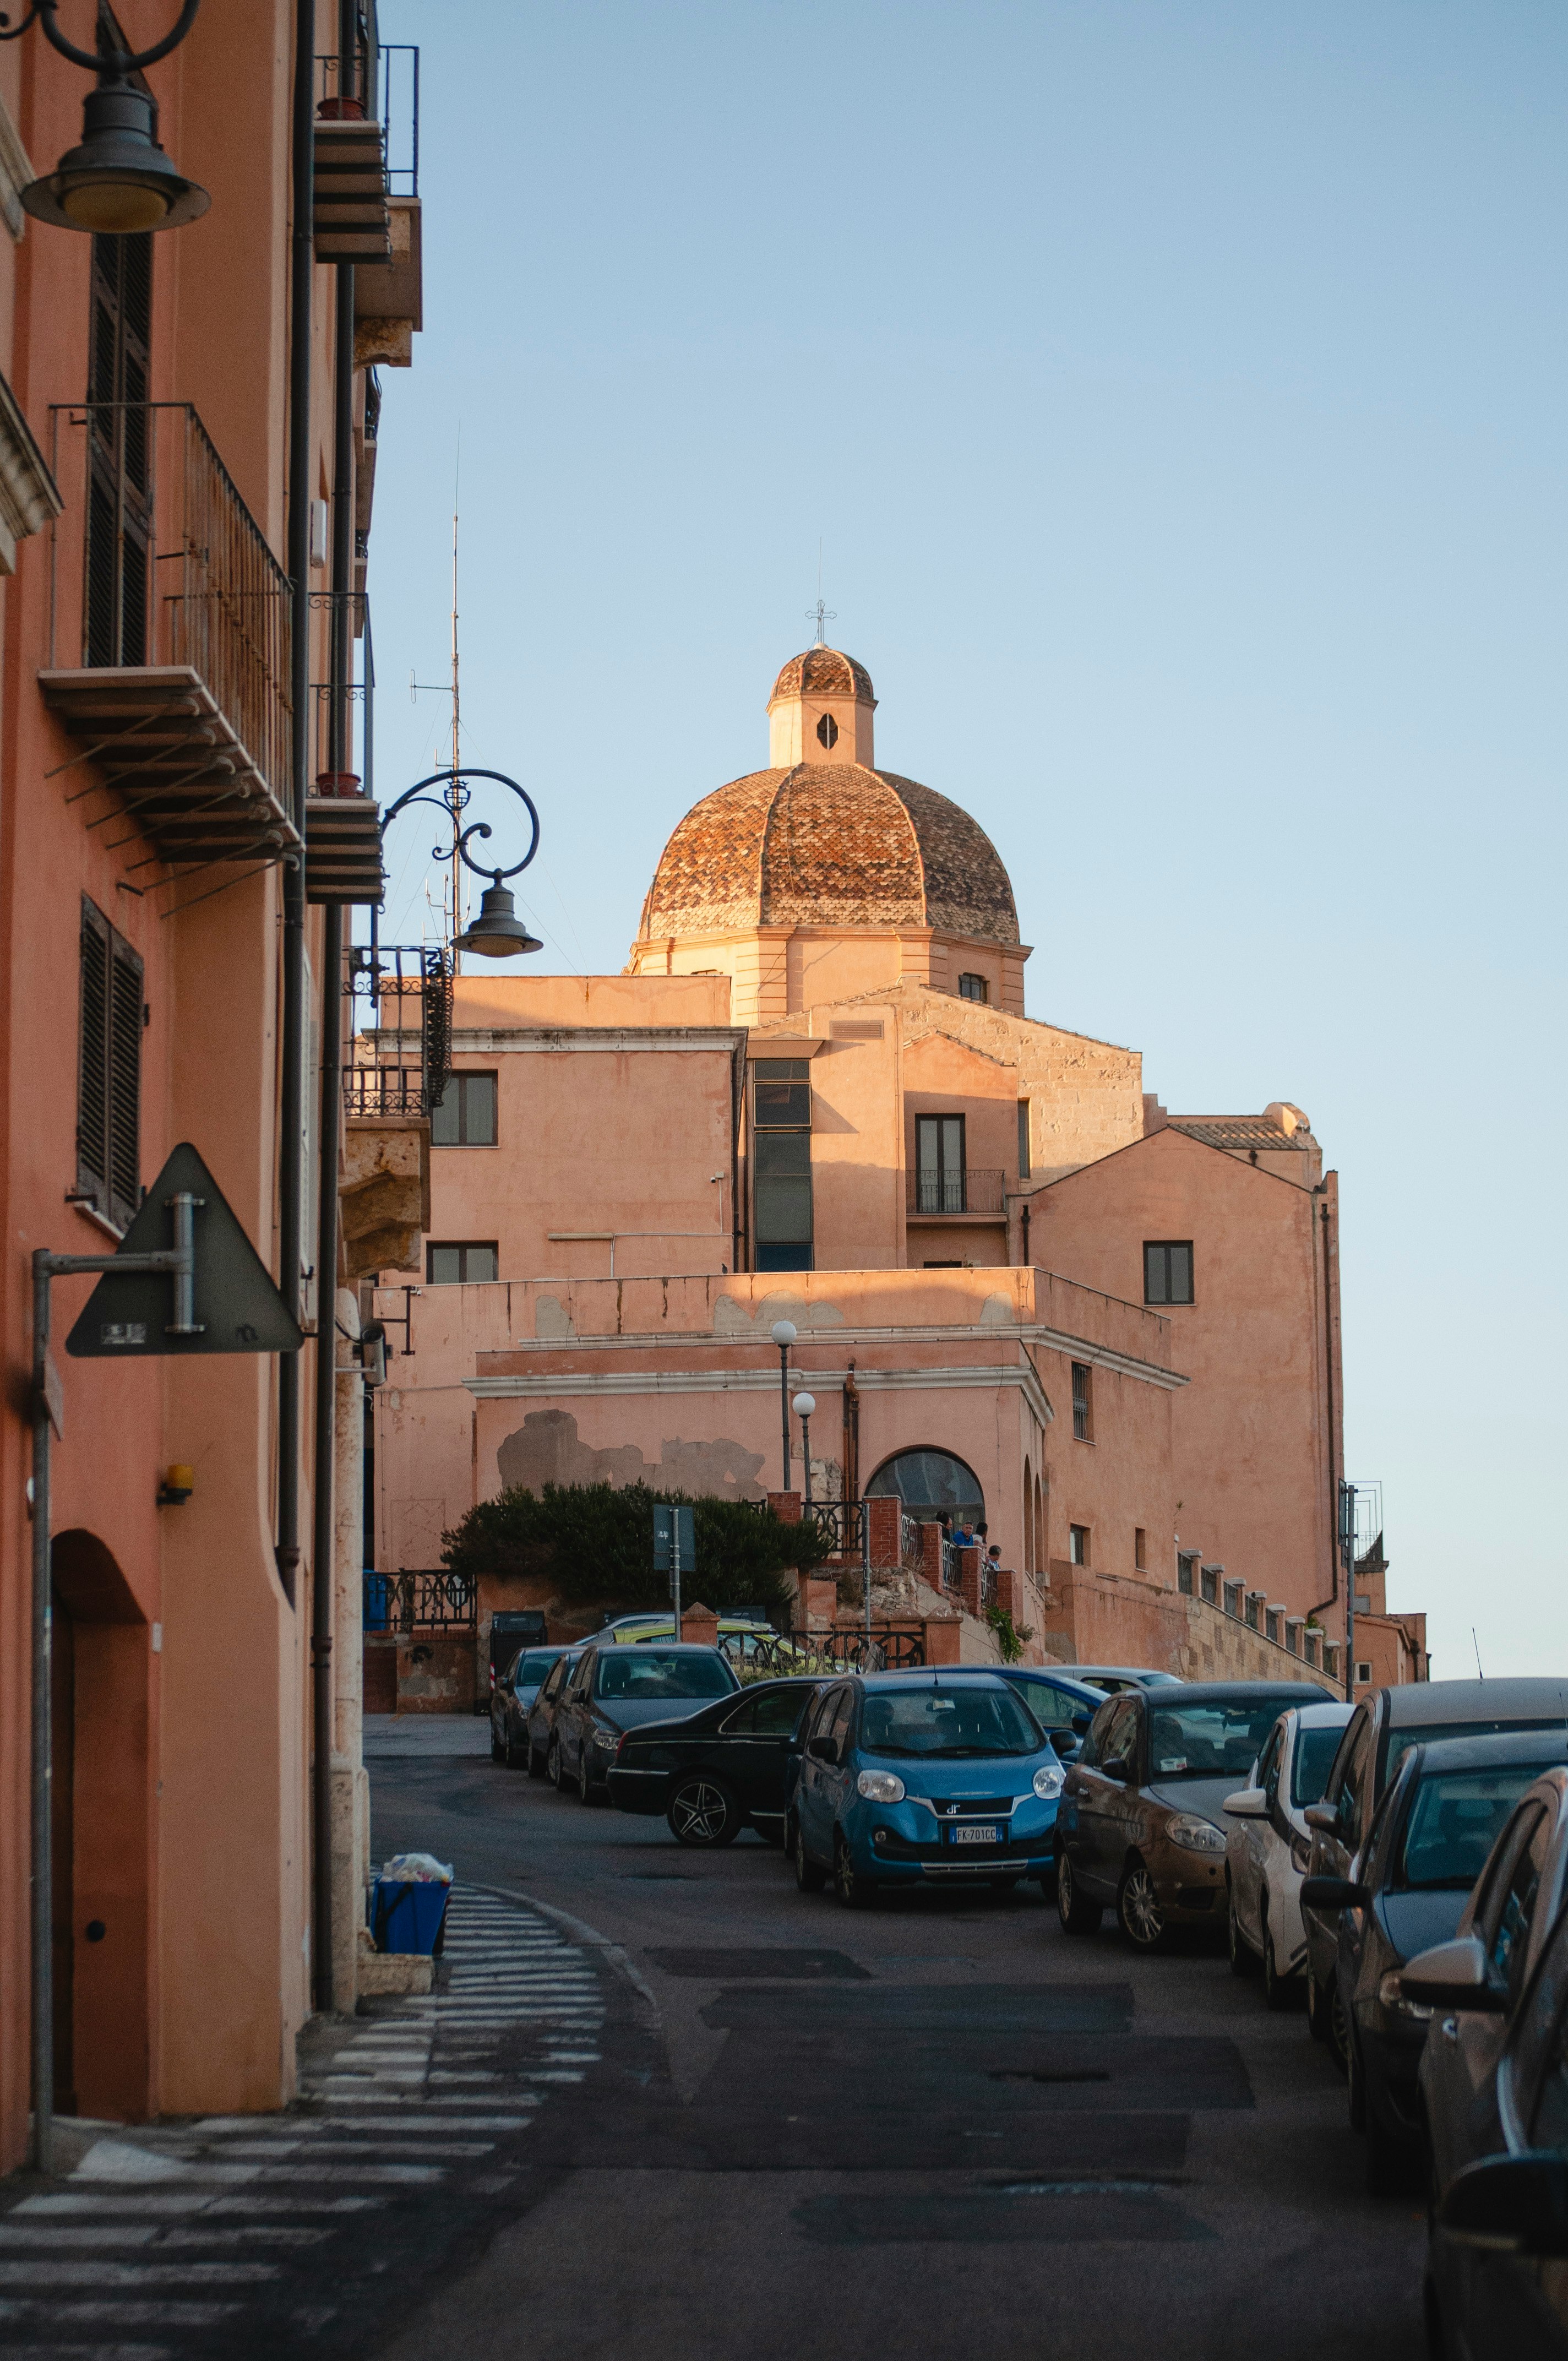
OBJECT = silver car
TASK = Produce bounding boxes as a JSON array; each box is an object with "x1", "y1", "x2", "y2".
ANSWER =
[{"x1": 1223, "y1": 1699, "x2": 1353, "y2": 2003}]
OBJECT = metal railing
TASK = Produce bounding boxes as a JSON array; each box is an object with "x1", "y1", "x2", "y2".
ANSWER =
[
  {"x1": 804, "y1": 1500, "x2": 866, "y2": 1560},
  {"x1": 363, "y1": 1570, "x2": 475, "y2": 1631},
  {"x1": 980, "y1": 1564, "x2": 997, "y2": 1611},
  {"x1": 315, "y1": 42, "x2": 420, "y2": 195},
  {"x1": 345, "y1": 943, "x2": 453, "y2": 1119},
  {"x1": 48, "y1": 401, "x2": 292, "y2": 808},
  {"x1": 900, "y1": 1510, "x2": 923, "y2": 1569},
  {"x1": 725, "y1": 1626, "x2": 927, "y2": 1676},
  {"x1": 907, "y1": 1168, "x2": 1005, "y2": 1216}
]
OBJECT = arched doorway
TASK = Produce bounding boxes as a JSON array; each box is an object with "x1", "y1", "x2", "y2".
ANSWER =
[{"x1": 866, "y1": 1448, "x2": 984, "y2": 1528}]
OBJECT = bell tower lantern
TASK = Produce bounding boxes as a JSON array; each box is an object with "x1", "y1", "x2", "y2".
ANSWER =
[{"x1": 766, "y1": 643, "x2": 877, "y2": 769}]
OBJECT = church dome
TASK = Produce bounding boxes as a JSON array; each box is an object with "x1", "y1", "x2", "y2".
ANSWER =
[
  {"x1": 769, "y1": 646, "x2": 876, "y2": 705},
  {"x1": 640, "y1": 761, "x2": 1020, "y2": 945}
]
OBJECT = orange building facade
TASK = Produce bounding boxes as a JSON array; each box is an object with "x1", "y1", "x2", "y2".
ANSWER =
[{"x1": 0, "y1": 4, "x2": 422, "y2": 2169}]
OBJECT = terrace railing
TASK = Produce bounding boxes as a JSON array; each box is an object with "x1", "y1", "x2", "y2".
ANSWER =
[{"x1": 363, "y1": 1570, "x2": 475, "y2": 1633}]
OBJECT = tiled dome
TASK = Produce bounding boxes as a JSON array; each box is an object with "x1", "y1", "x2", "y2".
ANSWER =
[
  {"x1": 639, "y1": 763, "x2": 1019, "y2": 945},
  {"x1": 769, "y1": 646, "x2": 876, "y2": 705}
]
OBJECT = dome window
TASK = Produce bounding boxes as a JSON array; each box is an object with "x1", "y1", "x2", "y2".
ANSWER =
[
  {"x1": 957, "y1": 973, "x2": 989, "y2": 1004},
  {"x1": 815, "y1": 712, "x2": 839, "y2": 749}
]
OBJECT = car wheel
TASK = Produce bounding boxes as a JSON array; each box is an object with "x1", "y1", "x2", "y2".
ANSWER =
[
  {"x1": 1306, "y1": 1959, "x2": 1332, "y2": 2043},
  {"x1": 835, "y1": 1832, "x2": 879, "y2": 1910},
  {"x1": 527, "y1": 1742, "x2": 546, "y2": 1780},
  {"x1": 1329, "y1": 1975, "x2": 1352, "y2": 2076},
  {"x1": 1260, "y1": 1901, "x2": 1292, "y2": 2010},
  {"x1": 1226, "y1": 1878, "x2": 1256, "y2": 1977},
  {"x1": 667, "y1": 1776, "x2": 743, "y2": 1848},
  {"x1": 794, "y1": 1819, "x2": 827, "y2": 1893},
  {"x1": 1055, "y1": 1848, "x2": 1103, "y2": 1935},
  {"x1": 1117, "y1": 1858, "x2": 1166, "y2": 1952},
  {"x1": 548, "y1": 1737, "x2": 567, "y2": 1792},
  {"x1": 578, "y1": 1750, "x2": 602, "y2": 1805}
]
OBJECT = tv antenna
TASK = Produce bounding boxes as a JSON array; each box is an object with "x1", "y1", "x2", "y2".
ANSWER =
[{"x1": 411, "y1": 441, "x2": 467, "y2": 950}]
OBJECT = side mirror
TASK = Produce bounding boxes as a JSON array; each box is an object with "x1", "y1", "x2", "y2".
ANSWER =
[
  {"x1": 1071, "y1": 1712, "x2": 1092, "y2": 1736},
  {"x1": 1049, "y1": 1729, "x2": 1077, "y2": 1758},
  {"x1": 1300, "y1": 1875, "x2": 1370, "y2": 1913},
  {"x1": 1102, "y1": 1755, "x2": 1131, "y2": 1783},
  {"x1": 1400, "y1": 1935, "x2": 1508, "y2": 2016},
  {"x1": 1440, "y1": 2152, "x2": 1568, "y2": 2255},
  {"x1": 1304, "y1": 1804, "x2": 1339, "y2": 1835},
  {"x1": 808, "y1": 1736, "x2": 841, "y2": 1766},
  {"x1": 1223, "y1": 1788, "x2": 1268, "y2": 1819}
]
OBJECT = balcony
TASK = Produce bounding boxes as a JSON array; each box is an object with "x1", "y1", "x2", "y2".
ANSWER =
[
  {"x1": 345, "y1": 944, "x2": 453, "y2": 1120},
  {"x1": 906, "y1": 1168, "x2": 1005, "y2": 1217},
  {"x1": 42, "y1": 402, "x2": 298, "y2": 893}
]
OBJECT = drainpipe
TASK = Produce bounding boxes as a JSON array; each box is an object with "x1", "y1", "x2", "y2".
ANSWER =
[
  {"x1": 277, "y1": 0, "x2": 315, "y2": 1608},
  {"x1": 1308, "y1": 1191, "x2": 1341, "y2": 1641}
]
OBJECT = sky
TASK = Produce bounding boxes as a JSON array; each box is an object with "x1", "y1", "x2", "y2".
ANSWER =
[{"x1": 366, "y1": 1, "x2": 1566, "y2": 1680}]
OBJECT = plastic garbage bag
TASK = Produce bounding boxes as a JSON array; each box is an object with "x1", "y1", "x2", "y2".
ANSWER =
[{"x1": 380, "y1": 1851, "x2": 453, "y2": 1884}]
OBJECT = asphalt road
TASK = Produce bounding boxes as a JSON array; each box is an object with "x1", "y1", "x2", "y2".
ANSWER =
[{"x1": 369, "y1": 1736, "x2": 1428, "y2": 2361}]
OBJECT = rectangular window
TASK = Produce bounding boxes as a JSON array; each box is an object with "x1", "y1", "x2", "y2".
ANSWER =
[
  {"x1": 1068, "y1": 1523, "x2": 1090, "y2": 1566},
  {"x1": 1071, "y1": 1361, "x2": 1093, "y2": 1443},
  {"x1": 77, "y1": 896, "x2": 143, "y2": 1231},
  {"x1": 430, "y1": 1071, "x2": 497, "y2": 1146},
  {"x1": 957, "y1": 972, "x2": 988, "y2": 1003},
  {"x1": 426, "y1": 1241, "x2": 498, "y2": 1284},
  {"x1": 753, "y1": 1059, "x2": 811, "y2": 1128},
  {"x1": 1135, "y1": 1527, "x2": 1148, "y2": 1572},
  {"x1": 1356, "y1": 1661, "x2": 1372, "y2": 1688},
  {"x1": 753, "y1": 1059, "x2": 812, "y2": 1270},
  {"x1": 1144, "y1": 1240, "x2": 1194, "y2": 1305},
  {"x1": 86, "y1": 233, "x2": 153, "y2": 668},
  {"x1": 915, "y1": 1113, "x2": 966, "y2": 1214},
  {"x1": 1016, "y1": 1100, "x2": 1030, "y2": 1180}
]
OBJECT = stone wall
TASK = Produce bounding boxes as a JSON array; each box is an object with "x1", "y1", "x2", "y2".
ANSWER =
[{"x1": 1041, "y1": 1562, "x2": 1328, "y2": 1688}]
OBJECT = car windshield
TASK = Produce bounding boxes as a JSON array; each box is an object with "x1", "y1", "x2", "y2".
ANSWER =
[
  {"x1": 1382, "y1": 1719, "x2": 1566, "y2": 1789},
  {"x1": 511, "y1": 1650, "x2": 560, "y2": 1688},
  {"x1": 859, "y1": 1685, "x2": 1042, "y2": 1758},
  {"x1": 1148, "y1": 1698, "x2": 1302, "y2": 1781},
  {"x1": 1292, "y1": 1726, "x2": 1345, "y2": 1808},
  {"x1": 595, "y1": 1651, "x2": 733, "y2": 1701},
  {"x1": 1394, "y1": 1765, "x2": 1544, "y2": 1891}
]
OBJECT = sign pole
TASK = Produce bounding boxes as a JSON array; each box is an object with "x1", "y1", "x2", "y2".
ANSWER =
[{"x1": 672, "y1": 1510, "x2": 683, "y2": 1645}]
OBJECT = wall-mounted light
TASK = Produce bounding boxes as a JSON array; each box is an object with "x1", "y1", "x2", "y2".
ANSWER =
[{"x1": 157, "y1": 1462, "x2": 194, "y2": 1505}]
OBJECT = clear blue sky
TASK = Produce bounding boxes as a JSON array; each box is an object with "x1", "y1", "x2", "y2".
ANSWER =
[{"x1": 369, "y1": 1, "x2": 1566, "y2": 1680}]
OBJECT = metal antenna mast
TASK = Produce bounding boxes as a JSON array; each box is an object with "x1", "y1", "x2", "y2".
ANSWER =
[{"x1": 411, "y1": 439, "x2": 466, "y2": 958}]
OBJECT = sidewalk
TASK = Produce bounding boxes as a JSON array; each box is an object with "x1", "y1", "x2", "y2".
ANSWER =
[
  {"x1": 0, "y1": 1885, "x2": 605, "y2": 2359},
  {"x1": 362, "y1": 1713, "x2": 494, "y2": 1759}
]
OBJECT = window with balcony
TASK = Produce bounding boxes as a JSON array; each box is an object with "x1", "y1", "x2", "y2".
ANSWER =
[
  {"x1": 753, "y1": 1059, "x2": 813, "y2": 1272},
  {"x1": 1068, "y1": 1523, "x2": 1090, "y2": 1566},
  {"x1": 1144, "y1": 1240, "x2": 1194, "y2": 1304},
  {"x1": 914, "y1": 1113, "x2": 965, "y2": 1214},
  {"x1": 86, "y1": 232, "x2": 153, "y2": 667},
  {"x1": 431, "y1": 1071, "x2": 497, "y2": 1146},
  {"x1": 1071, "y1": 1361, "x2": 1093, "y2": 1443},
  {"x1": 427, "y1": 1242, "x2": 498, "y2": 1284},
  {"x1": 957, "y1": 972, "x2": 988, "y2": 1003},
  {"x1": 77, "y1": 896, "x2": 142, "y2": 1233}
]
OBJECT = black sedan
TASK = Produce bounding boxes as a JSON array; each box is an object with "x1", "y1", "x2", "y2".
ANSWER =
[
  {"x1": 549, "y1": 1641, "x2": 739, "y2": 1802},
  {"x1": 1302, "y1": 1727, "x2": 1568, "y2": 2194},
  {"x1": 607, "y1": 1677, "x2": 826, "y2": 1846},
  {"x1": 1057, "y1": 1680, "x2": 1329, "y2": 1950}
]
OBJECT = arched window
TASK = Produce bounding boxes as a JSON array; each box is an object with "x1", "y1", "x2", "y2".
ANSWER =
[
  {"x1": 815, "y1": 711, "x2": 839, "y2": 748},
  {"x1": 867, "y1": 1448, "x2": 984, "y2": 1528}
]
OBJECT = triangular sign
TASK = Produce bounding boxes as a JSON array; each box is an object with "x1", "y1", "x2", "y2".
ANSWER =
[{"x1": 66, "y1": 1142, "x2": 304, "y2": 1359}]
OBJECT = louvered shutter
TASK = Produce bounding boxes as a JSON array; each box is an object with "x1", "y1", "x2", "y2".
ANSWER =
[
  {"x1": 108, "y1": 930, "x2": 142, "y2": 1229},
  {"x1": 77, "y1": 900, "x2": 110, "y2": 1208},
  {"x1": 77, "y1": 896, "x2": 142, "y2": 1229}
]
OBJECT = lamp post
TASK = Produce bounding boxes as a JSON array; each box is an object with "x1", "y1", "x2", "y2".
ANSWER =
[
  {"x1": 5, "y1": 0, "x2": 211, "y2": 233},
  {"x1": 771, "y1": 1319, "x2": 797, "y2": 1491},
  {"x1": 374, "y1": 767, "x2": 543, "y2": 968},
  {"x1": 792, "y1": 1392, "x2": 816, "y2": 1514}
]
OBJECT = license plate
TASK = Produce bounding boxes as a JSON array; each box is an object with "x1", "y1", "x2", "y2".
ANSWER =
[{"x1": 952, "y1": 1824, "x2": 1000, "y2": 1845}]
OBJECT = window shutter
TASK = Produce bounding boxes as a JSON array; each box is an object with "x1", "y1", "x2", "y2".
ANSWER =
[
  {"x1": 108, "y1": 929, "x2": 143, "y2": 1228},
  {"x1": 77, "y1": 899, "x2": 110, "y2": 1206}
]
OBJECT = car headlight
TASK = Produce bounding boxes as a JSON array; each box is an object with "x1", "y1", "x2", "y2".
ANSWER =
[
  {"x1": 594, "y1": 1726, "x2": 620, "y2": 1748},
  {"x1": 1166, "y1": 1813, "x2": 1227, "y2": 1855},
  {"x1": 1378, "y1": 1970, "x2": 1434, "y2": 2022},
  {"x1": 1032, "y1": 1764, "x2": 1065, "y2": 1800},
  {"x1": 857, "y1": 1770, "x2": 906, "y2": 1803}
]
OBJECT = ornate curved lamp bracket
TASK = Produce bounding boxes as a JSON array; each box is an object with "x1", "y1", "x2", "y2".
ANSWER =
[
  {"x1": 0, "y1": 0, "x2": 201, "y2": 68},
  {"x1": 379, "y1": 768, "x2": 541, "y2": 888}
]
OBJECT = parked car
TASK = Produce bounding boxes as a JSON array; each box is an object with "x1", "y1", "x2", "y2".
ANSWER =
[
  {"x1": 606, "y1": 1677, "x2": 827, "y2": 1845},
  {"x1": 790, "y1": 1672, "x2": 1066, "y2": 1908},
  {"x1": 883, "y1": 1661, "x2": 1103, "y2": 1750},
  {"x1": 1223, "y1": 1700, "x2": 1353, "y2": 2001},
  {"x1": 1302, "y1": 1729, "x2": 1568, "y2": 2193},
  {"x1": 548, "y1": 1642, "x2": 739, "y2": 1802},
  {"x1": 1057, "y1": 1680, "x2": 1329, "y2": 1950},
  {"x1": 489, "y1": 1645, "x2": 567, "y2": 1768},
  {"x1": 1301, "y1": 1679, "x2": 1568, "y2": 2057},
  {"x1": 595, "y1": 1611, "x2": 781, "y2": 1666},
  {"x1": 1405, "y1": 1766, "x2": 1568, "y2": 2357},
  {"x1": 522, "y1": 1645, "x2": 585, "y2": 1778},
  {"x1": 487, "y1": 1609, "x2": 549, "y2": 1705},
  {"x1": 1066, "y1": 1665, "x2": 1185, "y2": 1696}
]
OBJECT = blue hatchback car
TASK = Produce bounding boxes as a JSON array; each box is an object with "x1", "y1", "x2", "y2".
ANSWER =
[{"x1": 790, "y1": 1672, "x2": 1068, "y2": 1908}]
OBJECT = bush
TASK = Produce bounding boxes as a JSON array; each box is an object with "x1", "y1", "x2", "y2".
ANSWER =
[{"x1": 440, "y1": 1481, "x2": 830, "y2": 1618}]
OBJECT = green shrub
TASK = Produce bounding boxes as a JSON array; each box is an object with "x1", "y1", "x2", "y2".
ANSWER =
[{"x1": 441, "y1": 1481, "x2": 829, "y2": 1617}]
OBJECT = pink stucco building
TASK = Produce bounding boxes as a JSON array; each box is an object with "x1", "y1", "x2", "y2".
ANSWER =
[{"x1": 368, "y1": 644, "x2": 1424, "y2": 1688}]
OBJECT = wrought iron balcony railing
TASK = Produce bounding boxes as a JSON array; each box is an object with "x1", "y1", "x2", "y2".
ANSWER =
[
  {"x1": 907, "y1": 1168, "x2": 1005, "y2": 1217},
  {"x1": 345, "y1": 943, "x2": 453, "y2": 1120},
  {"x1": 363, "y1": 1570, "x2": 474, "y2": 1631}
]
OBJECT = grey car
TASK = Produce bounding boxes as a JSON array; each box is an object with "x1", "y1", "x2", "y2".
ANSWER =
[
  {"x1": 548, "y1": 1642, "x2": 739, "y2": 1803},
  {"x1": 522, "y1": 1645, "x2": 585, "y2": 1778},
  {"x1": 490, "y1": 1645, "x2": 567, "y2": 1770},
  {"x1": 1066, "y1": 1665, "x2": 1185, "y2": 1697},
  {"x1": 1301, "y1": 1678, "x2": 1568, "y2": 2059}
]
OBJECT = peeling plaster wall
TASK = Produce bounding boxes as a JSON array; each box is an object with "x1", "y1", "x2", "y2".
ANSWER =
[{"x1": 496, "y1": 1407, "x2": 767, "y2": 1500}]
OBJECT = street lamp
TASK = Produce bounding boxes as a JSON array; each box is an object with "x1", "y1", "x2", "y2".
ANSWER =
[
  {"x1": 792, "y1": 1391, "x2": 816, "y2": 1514},
  {"x1": 7, "y1": 0, "x2": 211, "y2": 235},
  {"x1": 377, "y1": 768, "x2": 543, "y2": 963},
  {"x1": 771, "y1": 1319, "x2": 797, "y2": 1490}
]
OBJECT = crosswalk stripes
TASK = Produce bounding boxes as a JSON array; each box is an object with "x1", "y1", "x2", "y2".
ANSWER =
[{"x1": 0, "y1": 1886, "x2": 606, "y2": 2359}]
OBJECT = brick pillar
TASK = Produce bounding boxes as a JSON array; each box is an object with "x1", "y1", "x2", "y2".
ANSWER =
[
  {"x1": 958, "y1": 1546, "x2": 982, "y2": 1617},
  {"x1": 995, "y1": 1568, "x2": 1025, "y2": 1622},
  {"x1": 919, "y1": 1524, "x2": 943, "y2": 1588},
  {"x1": 867, "y1": 1495, "x2": 902, "y2": 1569},
  {"x1": 767, "y1": 1490, "x2": 803, "y2": 1524}
]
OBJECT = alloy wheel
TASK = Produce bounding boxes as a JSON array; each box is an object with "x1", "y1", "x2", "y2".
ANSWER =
[
  {"x1": 1261, "y1": 1902, "x2": 1291, "y2": 2010},
  {"x1": 1118, "y1": 1859, "x2": 1165, "y2": 1951},
  {"x1": 1056, "y1": 1849, "x2": 1102, "y2": 1935},
  {"x1": 669, "y1": 1779, "x2": 732, "y2": 1846},
  {"x1": 835, "y1": 1834, "x2": 878, "y2": 1910},
  {"x1": 548, "y1": 1738, "x2": 565, "y2": 1791},
  {"x1": 794, "y1": 1820, "x2": 827, "y2": 1893}
]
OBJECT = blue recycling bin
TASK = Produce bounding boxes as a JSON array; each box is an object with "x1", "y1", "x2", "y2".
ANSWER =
[{"x1": 371, "y1": 1876, "x2": 450, "y2": 1955}]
